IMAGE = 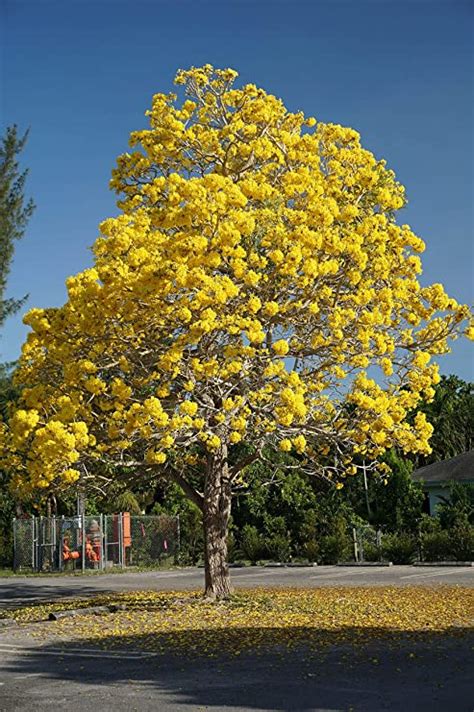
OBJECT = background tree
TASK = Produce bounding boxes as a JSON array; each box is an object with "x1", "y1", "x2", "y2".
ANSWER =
[
  {"x1": 345, "y1": 449, "x2": 424, "y2": 533},
  {"x1": 2, "y1": 66, "x2": 472, "y2": 597},
  {"x1": 0, "y1": 125, "x2": 35, "y2": 564},
  {"x1": 0, "y1": 125, "x2": 35, "y2": 331},
  {"x1": 415, "y1": 375, "x2": 473, "y2": 466},
  {"x1": 0, "y1": 124, "x2": 35, "y2": 427},
  {"x1": 151, "y1": 482, "x2": 204, "y2": 565}
]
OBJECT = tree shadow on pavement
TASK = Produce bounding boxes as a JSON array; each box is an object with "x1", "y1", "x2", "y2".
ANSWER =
[
  {"x1": 0, "y1": 580, "x2": 118, "y2": 608},
  {"x1": 3, "y1": 625, "x2": 473, "y2": 711}
]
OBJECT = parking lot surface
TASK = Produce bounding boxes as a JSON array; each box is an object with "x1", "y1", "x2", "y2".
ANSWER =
[
  {"x1": 1, "y1": 564, "x2": 473, "y2": 609},
  {"x1": 0, "y1": 567, "x2": 473, "y2": 711},
  {"x1": 0, "y1": 627, "x2": 472, "y2": 711}
]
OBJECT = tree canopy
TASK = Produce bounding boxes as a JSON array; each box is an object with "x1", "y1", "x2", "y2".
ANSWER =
[
  {"x1": 415, "y1": 375, "x2": 473, "y2": 466},
  {"x1": 1, "y1": 65, "x2": 471, "y2": 596}
]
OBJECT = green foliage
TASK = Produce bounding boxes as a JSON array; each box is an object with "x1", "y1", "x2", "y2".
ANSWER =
[
  {"x1": 345, "y1": 450, "x2": 424, "y2": 533},
  {"x1": 232, "y1": 460, "x2": 356, "y2": 563},
  {"x1": 361, "y1": 542, "x2": 381, "y2": 562},
  {"x1": 240, "y1": 524, "x2": 263, "y2": 563},
  {"x1": 122, "y1": 515, "x2": 175, "y2": 567},
  {"x1": 417, "y1": 376, "x2": 473, "y2": 466},
  {"x1": 178, "y1": 505, "x2": 204, "y2": 565},
  {"x1": 377, "y1": 451, "x2": 424, "y2": 532},
  {"x1": 421, "y1": 522, "x2": 474, "y2": 562},
  {"x1": 437, "y1": 482, "x2": 474, "y2": 529},
  {"x1": 380, "y1": 533, "x2": 418, "y2": 564},
  {"x1": 152, "y1": 483, "x2": 204, "y2": 565},
  {"x1": 318, "y1": 534, "x2": 351, "y2": 564},
  {"x1": 420, "y1": 483, "x2": 474, "y2": 561},
  {"x1": 301, "y1": 539, "x2": 319, "y2": 563},
  {"x1": 0, "y1": 126, "x2": 34, "y2": 565},
  {"x1": 421, "y1": 529, "x2": 453, "y2": 562},
  {"x1": 449, "y1": 524, "x2": 474, "y2": 561},
  {"x1": 0, "y1": 125, "x2": 35, "y2": 328},
  {"x1": 0, "y1": 367, "x2": 20, "y2": 567},
  {"x1": 108, "y1": 490, "x2": 142, "y2": 515},
  {"x1": 0, "y1": 471, "x2": 14, "y2": 567},
  {"x1": 262, "y1": 515, "x2": 291, "y2": 561},
  {"x1": 0, "y1": 363, "x2": 19, "y2": 422}
]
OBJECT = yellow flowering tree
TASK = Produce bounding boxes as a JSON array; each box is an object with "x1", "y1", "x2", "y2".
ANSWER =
[{"x1": 2, "y1": 65, "x2": 471, "y2": 598}]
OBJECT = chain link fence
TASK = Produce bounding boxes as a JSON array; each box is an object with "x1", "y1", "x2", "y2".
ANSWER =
[{"x1": 12, "y1": 513, "x2": 179, "y2": 572}]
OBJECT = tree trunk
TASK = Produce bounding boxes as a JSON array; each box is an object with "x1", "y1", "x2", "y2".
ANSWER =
[
  {"x1": 76, "y1": 488, "x2": 86, "y2": 516},
  {"x1": 203, "y1": 444, "x2": 233, "y2": 600}
]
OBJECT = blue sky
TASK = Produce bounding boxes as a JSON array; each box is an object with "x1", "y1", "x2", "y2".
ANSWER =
[{"x1": 1, "y1": 0, "x2": 473, "y2": 379}]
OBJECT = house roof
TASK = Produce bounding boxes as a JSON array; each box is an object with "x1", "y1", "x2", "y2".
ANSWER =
[{"x1": 412, "y1": 451, "x2": 474, "y2": 484}]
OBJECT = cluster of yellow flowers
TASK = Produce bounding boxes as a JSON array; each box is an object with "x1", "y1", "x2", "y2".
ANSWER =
[
  {"x1": 2, "y1": 64, "x2": 471, "y2": 496},
  {"x1": 4, "y1": 413, "x2": 92, "y2": 493}
]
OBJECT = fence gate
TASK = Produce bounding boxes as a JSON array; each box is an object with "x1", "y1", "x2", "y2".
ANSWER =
[{"x1": 37, "y1": 516, "x2": 58, "y2": 572}]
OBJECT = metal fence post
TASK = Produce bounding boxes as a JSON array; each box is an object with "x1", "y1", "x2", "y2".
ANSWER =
[
  {"x1": 81, "y1": 513, "x2": 86, "y2": 572},
  {"x1": 376, "y1": 529, "x2": 382, "y2": 561},
  {"x1": 175, "y1": 514, "x2": 180, "y2": 565},
  {"x1": 39, "y1": 515, "x2": 43, "y2": 571},
  {"x1": 352, "y1": 527, "x2": 358, "y2": 563},
  {"x1": 99, "y1": 513, "x2": 104, "y2": 570},
  {"x1": 59, "y1": 515, "x2": 64, "y2": 572},
  {"x1": 53, "y1": 516, "x2": 57, "y2": 569},
  {"x1": 119, "y1": 513, "x2": 124, "y2": 568},
  {"x1": 12, "y1": 518, "x2": 17, "y2": 571},
  {"x1": 104, "y1": 515, "x2": 108, "y2": 569},
  {"x1": 31, "y1": 516, "x2": 36, "y2": 571}
]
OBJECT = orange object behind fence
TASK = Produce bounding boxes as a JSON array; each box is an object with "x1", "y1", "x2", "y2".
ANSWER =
[
  {"x1": 87, "y1": 520, "x2": 102, "y2": 562},
  {"x1": 85, "y1": 538, "x2": 99, "y2": 563},
  {"x1": 122, "y1": 512, "x2": 131, "y2": 548},
  {"x1": 62, "y1": 540, "x2": 80, "y2": 562},
  {"x1": 111, "y1": 513, "x2": 131, "y2": 563}
]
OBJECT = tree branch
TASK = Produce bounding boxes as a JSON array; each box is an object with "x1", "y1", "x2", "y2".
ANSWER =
[
  {"x1": 229, "y1": 450, "x2": 260, "y2": 481},
  {"x1": 167, "y1": 468, "x2": 205, "y2": 511}
]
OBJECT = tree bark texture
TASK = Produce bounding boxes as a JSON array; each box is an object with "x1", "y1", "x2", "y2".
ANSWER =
[{"x1": 203, "y1": 444, "x2": 233, "y2": 600}]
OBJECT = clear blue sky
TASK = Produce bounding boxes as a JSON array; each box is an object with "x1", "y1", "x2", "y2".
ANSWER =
[{"x1": 1, "y1": 0, "x2": 473, "y2": 379}]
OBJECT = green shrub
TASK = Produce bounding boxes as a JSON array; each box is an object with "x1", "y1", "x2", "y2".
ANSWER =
[
  {"x1": 362, "y1": 542, "x2": 382, "y2": 562},
  {"x1": 437, "y1": 483, "x2": 474, "y2": 529},
  {"x1": 421, "y1": 530, "x2": 452, "y2": 561},
  {"x1": 318, "y1": 534, "x2": 350, "y2": 564},
  {"x1": 0, "y1": 529, "x2": 13, "y2": 568},
  {"x1": 450, "y1": 524, "x2": 474, "y2": 561},
  {"x1": 240, "y1": 525, "x2": 263, "y2": 563},
  {"x1": 260, "y1": 515, "x2": 291, "y2": 561},
  {"x1": 380, "y1": 533, "x2": 417, "y2": 564},
  {"x1": 422, "y1": 526, "x2": 474, "y2": 561},
  {"x1": 227, "y1": 529, "x2": 237, "y2": 563},
  {"x1": 302, "y1": 539, "x2": 319, "y2": 563},
  {"x1": 264, "y1": 534, "x2": 291, "y2": 562}
]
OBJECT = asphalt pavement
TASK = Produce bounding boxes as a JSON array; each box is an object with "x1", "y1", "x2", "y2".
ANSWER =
[
  {"x1": 0, "y1": 566, "x2": 473, "y2": 711},
  {"x1": 1, "y1": 565, "x2": 473, "y2": 609},
  {"x1": 0, "y1": 628, "x2": 472, "y2": 711}
]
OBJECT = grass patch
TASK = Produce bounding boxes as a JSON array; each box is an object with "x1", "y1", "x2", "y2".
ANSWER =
[{"x1": 0, "y1": 563, "x2": 180, "y2": 578}]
